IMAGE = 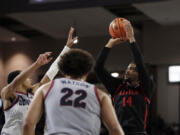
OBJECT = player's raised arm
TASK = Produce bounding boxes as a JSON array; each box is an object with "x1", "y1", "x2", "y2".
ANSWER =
[
  {"x1": 32, "y1": 27, "x2": 78, "y2": 93},
  {"x1": 1, "y1": 52, "x2": 52, "y2": 100}
]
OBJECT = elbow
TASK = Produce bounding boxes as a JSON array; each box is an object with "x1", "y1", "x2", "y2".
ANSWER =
[
  {"x1": 23, "y1": 118, "x2": 34, "y2": 135},
  {"x1": 23, "y1": 122, "x2": 30, "y2": 132},
  {"x1": 110, "y1": 126, "x2": 125, "y2": 135},
  {"x1": 120, "y1": 129, "x2": 125, "y2": 135},
  {"x1": 116, "y1": 128, "x2": 125, "y2": 135}
]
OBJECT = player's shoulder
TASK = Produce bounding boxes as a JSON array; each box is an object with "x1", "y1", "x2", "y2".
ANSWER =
[
  {"x1": 97, "y1": 88, "x2": 111, "y2": 102},
  {"x1": 34, "y1": 81, "x2": 52, "y2": 96},
  {"x1": 1, "y1": 85, "x2": 11, "y2": 99},
  {"x1": 1, "y1": 85, "x2": 7, "y2": 93},
  {"x1": 41, "y1": 81, "x2": 52, "y2": 90}
]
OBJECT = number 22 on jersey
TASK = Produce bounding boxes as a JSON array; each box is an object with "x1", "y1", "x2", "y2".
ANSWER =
[{"x1": 60, "y1": 88, "x2": 87, "y2": 109}]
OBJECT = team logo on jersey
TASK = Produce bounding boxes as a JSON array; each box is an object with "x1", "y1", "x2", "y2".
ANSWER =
[{"x1": 18, "y1": 95, "x2": 31, "y2": 106}]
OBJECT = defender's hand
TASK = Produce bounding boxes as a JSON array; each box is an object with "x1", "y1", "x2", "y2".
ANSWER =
[
  {"x1": 36, "y1": 52, "x2": 53, "y2": 66},
  {"x1": 66, "y1": 27, "x2": 78, "y2": 48}
]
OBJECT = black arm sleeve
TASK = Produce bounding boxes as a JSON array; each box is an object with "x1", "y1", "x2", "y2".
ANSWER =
[
  {"x1": 128, "y1": 42, "x2": 154, "y2": 98},
  {"x1": 95, "y1": 47, "x2": 123, "y2": 96}
]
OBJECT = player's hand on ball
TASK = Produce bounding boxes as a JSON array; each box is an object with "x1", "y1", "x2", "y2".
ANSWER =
[
  {"x1": 106, "y1": 38, "x2": 126, "y2": 48},
  {"x1": 123, "y1": 20, "x2": 136, "y2": 43}
]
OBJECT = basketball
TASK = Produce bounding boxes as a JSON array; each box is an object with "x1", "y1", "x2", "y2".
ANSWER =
[{"x1": 109, "y1": 17, "x2": 127, "y2": 40}]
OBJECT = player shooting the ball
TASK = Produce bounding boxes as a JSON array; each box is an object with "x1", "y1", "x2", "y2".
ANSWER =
[{"x1": 95, "y1": 18, "x2": 154, "y2": 135}]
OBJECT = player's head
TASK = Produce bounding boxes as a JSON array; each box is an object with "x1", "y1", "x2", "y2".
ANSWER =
[
  {"x1": 124, "y1": 62, "x2": 138, "y2": 82},
  {"x1": 58, "y1": 48, "x2": 95, "y2": 79},
  {"x1": 7, "y1": 70, "x2": 21, "y2": 84},
  {"x1": 7, "y1": 70, "x2": 32, "y2": 89}
]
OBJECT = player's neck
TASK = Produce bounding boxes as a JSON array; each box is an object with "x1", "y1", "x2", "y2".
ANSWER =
[
  {"x1": 129, "y1": 80, "x2": 139, "y2": 87},
  {"x1": 16, "y1": 85, "x2": 28, "y2": 94},
  {"x1": 65, "y1": 75, "x2": 87, "y2": 82}
]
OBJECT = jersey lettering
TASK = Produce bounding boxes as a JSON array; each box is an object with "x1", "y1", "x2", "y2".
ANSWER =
[{"x1": 18, "y1": 95, "x2": 31, "y2": 106}]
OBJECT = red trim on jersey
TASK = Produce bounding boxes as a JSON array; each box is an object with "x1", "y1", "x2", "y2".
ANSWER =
[
  {"x1": 16, "y1": 91, "x2": 34, "y2": 97},
  {"x1": 144, "y1": 104, "x2": 148, "y2": 130},
  {"x1": 145, "y1": 97, "x2": 150, "y2": 104},
  {"x1": 140, "y1": 86, "x2": 151, "y2": 104},
  {"x1": 4, "y1": 96, "x2": 19, "y2": 111},
  {"x1": 94, "y1": 86, "x2": 101, "y2": 106},
  {"x1": 112, "y1": 84, "x2": 122, "y2": 105},
  {"x1": 44, "y1": 80, "x2": 55, "y2": 100},
  {"x1": 139, "y1": 85, "x2": 150, "y2": 131},
  {"x1": 15, "y1": 91, "x2": 27, "y2": 95}
]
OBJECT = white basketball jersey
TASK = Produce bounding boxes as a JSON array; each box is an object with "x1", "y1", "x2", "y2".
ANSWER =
[
  {"x1": 44, "y1": 78, "x2": 101, "y2": 135},
  {"x1": 1, "y1": 92, "x2": 33, "y2": 135}
]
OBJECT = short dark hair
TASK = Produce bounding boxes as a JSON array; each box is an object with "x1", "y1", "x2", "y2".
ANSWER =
[
  {"x1": 7, "y1": 70, "x2": 21, "y2": 84},
  {"x1": 58, "y1": 49, "x2": 95, "y2": 79}
]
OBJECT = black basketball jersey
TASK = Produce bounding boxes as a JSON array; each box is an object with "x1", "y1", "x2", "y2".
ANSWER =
[
  {"x1": 95, "y1": 42, "x2": 154, "y2": 134},
  {"x1": 112, "y1": 81, "x2": 150, "y2": 133}
]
